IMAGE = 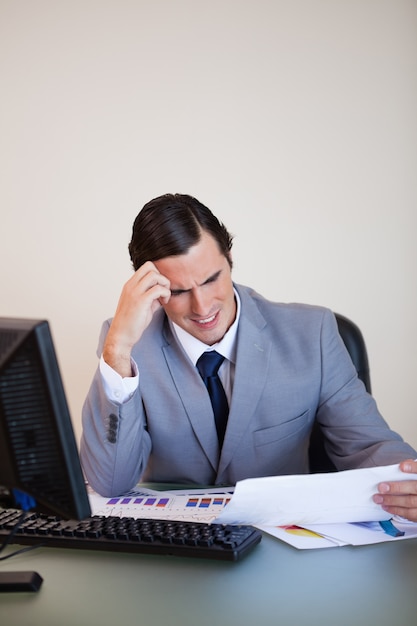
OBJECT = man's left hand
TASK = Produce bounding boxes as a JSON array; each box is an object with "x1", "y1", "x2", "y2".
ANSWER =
[{"x1": 373, "y1": 459, "x2": 417, "y2": 522}]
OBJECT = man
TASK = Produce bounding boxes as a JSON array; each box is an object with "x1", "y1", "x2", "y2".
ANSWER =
[{"x1": 80, "y1": 193, "x2": 417, "y2": 521}]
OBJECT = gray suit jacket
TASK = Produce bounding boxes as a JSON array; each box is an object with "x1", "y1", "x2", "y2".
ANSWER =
[{"x1": 80, "y1": 284, "x2": 416, "y2": 496}]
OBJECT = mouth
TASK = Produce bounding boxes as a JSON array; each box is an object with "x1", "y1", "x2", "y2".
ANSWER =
[{"x1": 193, "y1": 311, "x2": 219, "y2": 328}]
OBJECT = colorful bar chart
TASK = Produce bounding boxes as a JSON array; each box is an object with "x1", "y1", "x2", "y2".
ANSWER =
[{"x1": 88, "y1": 486, "x2": 234, "y2": 523}]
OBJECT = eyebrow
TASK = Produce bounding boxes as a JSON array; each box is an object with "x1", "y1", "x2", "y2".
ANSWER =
[{"x1": 170, "y1": 270, "x2": 222, "y2": 296}]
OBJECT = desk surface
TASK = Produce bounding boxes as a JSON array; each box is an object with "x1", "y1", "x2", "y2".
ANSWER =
[{"x1": 1, "y1": 531, "x2": 417, "y2": 626}]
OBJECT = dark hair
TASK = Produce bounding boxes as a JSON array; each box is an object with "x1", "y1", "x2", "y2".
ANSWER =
[{"x1": 128, "y1": 193, "x2": 234, "y2": 270}]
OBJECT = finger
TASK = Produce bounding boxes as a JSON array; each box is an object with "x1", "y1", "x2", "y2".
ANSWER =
[
  {"x1": 377, "y1": 479, "x2": 417, "y2": 496},
  {"x1": 377, "y1": 504, "x2": 417, "y2": 523},
  {"x1": 141, "y1": 274, "x2": 171, "y2": 299},
  {"x1": 373, "y1": 493, "x2": 417, "y2": 509},
  {"x1": 158, "y1": 293, "x2": 171, "y2": 305},
  {"x1": 133, "y1": 261, "x2": 171, "y2": 290},
  {"x1": 399, "y1": 459, "x2": 417, "y2": 474},
  {"x1": 143, "y1": 283, "x2": 171, "y2": 306}
]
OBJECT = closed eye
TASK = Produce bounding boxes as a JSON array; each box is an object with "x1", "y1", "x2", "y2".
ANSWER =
[
  {"x1": 170, "y1": 270, "x2": 222, "y2": 297},
  {"x1": 170, "y1": 288, "x2": 189, "y2": 297},
  {"x1": 203, "y1": 270, "x2": 221, "y2": 285}
]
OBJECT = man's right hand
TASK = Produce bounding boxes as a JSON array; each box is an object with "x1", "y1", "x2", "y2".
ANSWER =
[{"x1": 102, "y1": 262, "x2": 171, "y2": 377}]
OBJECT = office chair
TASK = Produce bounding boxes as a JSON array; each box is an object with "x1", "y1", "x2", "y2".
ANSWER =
[{"x1": 308, "y1": 313, "x2": 372, "y2": 472}]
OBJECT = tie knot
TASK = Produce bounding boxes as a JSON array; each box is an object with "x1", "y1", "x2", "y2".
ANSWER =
[{"x1": 196, "y1": 351, "x2": 225, "y2": 379}]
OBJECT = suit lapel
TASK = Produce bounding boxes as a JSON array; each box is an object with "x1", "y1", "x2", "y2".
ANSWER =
[
  {"x1": 217, "y1": 289, "x2": 270, "y2": 478},
  {"x1": 161, "y1": 325, "x2": 220, "y2": 472}
]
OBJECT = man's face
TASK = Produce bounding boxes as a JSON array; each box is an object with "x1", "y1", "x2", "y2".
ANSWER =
[{"x1": 154, "y1": 231, "x2": 236, "y2": 345}]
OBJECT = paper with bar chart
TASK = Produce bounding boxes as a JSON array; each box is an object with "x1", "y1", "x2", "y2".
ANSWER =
[{"x1": 88, "y1": 485, "x2": 234, "y2": 523}]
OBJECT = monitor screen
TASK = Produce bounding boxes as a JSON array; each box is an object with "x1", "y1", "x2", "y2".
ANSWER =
[{"x1": 0, "y1": 317, "x2": 91, "y2": 520}]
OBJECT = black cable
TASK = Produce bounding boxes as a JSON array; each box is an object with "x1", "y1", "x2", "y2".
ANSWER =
[{"x1": 0, "y1": 510, "x2": 43, "y2": 561}]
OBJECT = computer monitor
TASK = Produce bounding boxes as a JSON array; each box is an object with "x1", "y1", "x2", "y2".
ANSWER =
[{"x1": 0, "y1": 317, "x2": 91, "y2": 520}]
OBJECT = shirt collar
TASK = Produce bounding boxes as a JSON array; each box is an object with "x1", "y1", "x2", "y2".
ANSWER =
[{"x1": 170, "y1": 288, "x2": 240, "y2": 366}]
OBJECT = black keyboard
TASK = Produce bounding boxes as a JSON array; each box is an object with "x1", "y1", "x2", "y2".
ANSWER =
[{"x1": 0, "y1": 508, "x2": 262, "y2": 562}]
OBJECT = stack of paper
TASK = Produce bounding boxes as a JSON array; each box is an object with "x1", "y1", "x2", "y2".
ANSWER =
[{"x1": 214, "y1": 463, "x2": 417, "y2": 549}]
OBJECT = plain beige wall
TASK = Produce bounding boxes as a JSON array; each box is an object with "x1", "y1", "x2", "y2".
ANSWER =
[{"x1": 1, "y1": 0, "x2": 416, "y2": 449}]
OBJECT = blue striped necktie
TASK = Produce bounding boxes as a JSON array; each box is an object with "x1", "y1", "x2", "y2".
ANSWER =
[{"x1": 196, "y1": 351, "x2": 229, "y2": 445}]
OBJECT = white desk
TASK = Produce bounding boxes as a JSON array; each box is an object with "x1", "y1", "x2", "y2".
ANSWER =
[{"x1": 1, "y1": 531, "x2": 417, "y2": 625}]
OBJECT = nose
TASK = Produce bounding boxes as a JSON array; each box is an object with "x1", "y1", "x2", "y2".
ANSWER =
[{"x1": 191, "y1": 288, "x2": 211, "y2": 316}]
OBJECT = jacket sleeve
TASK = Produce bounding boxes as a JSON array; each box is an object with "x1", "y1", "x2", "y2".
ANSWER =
[
  {"x1": 80, "y1": 321, "x2": 152, "y2": 497},
  {"x1": 316, "y1": 309, "x2": 416, "y2": 469}
]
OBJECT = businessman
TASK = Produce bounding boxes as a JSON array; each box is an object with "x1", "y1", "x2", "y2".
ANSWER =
[{"x1": 80, "y1": 193, "x2": 417, "y2": 522}]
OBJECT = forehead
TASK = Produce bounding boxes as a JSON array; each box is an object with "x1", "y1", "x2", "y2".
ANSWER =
[{"x1": 154, "y1": 232, "x2": 229, "y2": 287}]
